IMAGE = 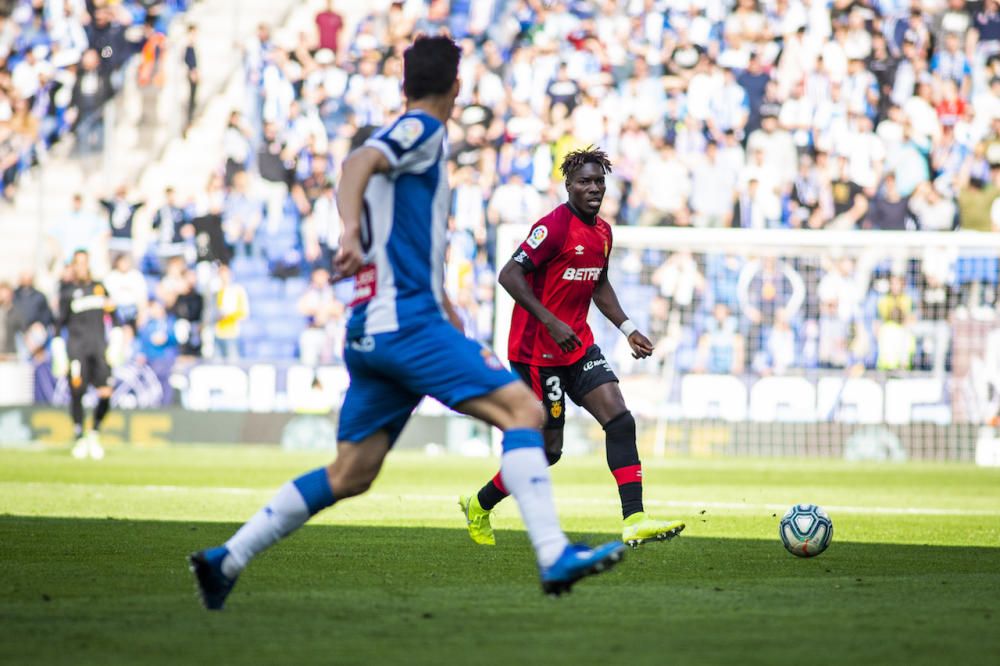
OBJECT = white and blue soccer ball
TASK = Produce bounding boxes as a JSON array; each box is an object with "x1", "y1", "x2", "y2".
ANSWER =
[{"x1": 779, "y1": 504, "x2": 833, "y2": 558}]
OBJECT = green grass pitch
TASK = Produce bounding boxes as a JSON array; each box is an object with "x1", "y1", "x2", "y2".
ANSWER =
[{"x1": 1, "y1": 445, "x2": 999, "y2": 665}]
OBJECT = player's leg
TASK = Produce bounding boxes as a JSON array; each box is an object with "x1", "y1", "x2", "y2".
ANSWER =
[
  {"x1": 87, "y1": 354, "x2": 113, "y2": 460},
  {"x1": 466, "y1": 365, "x2": 567, "y2": 533},
  {"x1": 68, "y1": 356, "x2": 88, "y2": 459},
  {"x1": 575, "y1": 350, "x2": 685, "y2": 547},
  {"x1": 455, "y1": 381, "x2": 624, "y2": 594},
  {"x1": 189, "y1": 344, "x2": 418, "y2": 610},
  {"x1": 410, "y1": 324, "x2": 623, "y2": 593}
]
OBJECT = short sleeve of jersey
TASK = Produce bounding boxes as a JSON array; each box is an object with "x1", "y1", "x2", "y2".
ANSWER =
[
  {"x1": 365, "y1": 114, "x2": 443, "y2": 176},
  {"x1": 511, "y1": 210, "x2": 569, "y2": 272}
]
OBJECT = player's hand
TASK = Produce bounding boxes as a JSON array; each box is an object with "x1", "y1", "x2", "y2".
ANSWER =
[
  {"x1": 628, "y1": 331, "x2": 654, "y2": 359},
  {"x1": 334, "y1": 235, "x2": 364, "y2": 278},
  {"x1": 545, "y1": 318, "x2": 582, "y2": 353}
]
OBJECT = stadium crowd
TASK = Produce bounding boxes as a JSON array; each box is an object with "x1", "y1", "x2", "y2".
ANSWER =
[
  {"x1": 0, "y1": 0, "x2": 190, "y2": 201},
  {"x1": 3, "y1": 0, "x2": 1000, "y2": 405}
]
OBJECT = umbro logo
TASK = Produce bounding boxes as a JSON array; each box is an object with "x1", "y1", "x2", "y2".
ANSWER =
[{"x1": 575, "y1": 245, "x2": 585, "y2": 255}]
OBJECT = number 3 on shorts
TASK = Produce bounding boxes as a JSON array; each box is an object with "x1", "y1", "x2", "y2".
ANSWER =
[{"x1": 545, "y1": 375, "x2": 563, "y2": 402}]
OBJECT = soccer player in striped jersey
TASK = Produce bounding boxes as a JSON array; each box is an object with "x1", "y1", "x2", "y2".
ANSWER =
[
  {"x1": 188, "y1": 37, "x2": 624, "y2": 610},
  {"x1": 460, "y1": 148, "x2": 686, "y2": 548}
]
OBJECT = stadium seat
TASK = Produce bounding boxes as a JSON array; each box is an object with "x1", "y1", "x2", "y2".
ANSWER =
[
  {"x1": 284, "y1": 276, "x2": 309, "y2": 299},
  {"x1": 231, "y1": 256, "x2": 269, "y2": 279},
  {"x1": 955, "y1": 256, "x2": 1000, "y2": 284},
  {"x1": 264, "y1": 318, "x2": 307, "y2": 342},
  {"x1": 242, "y1": 277, "x2": 284, "y2": 300},
  {"x1": 251, "y1": 298, "x2": 290, "y2": 320}
]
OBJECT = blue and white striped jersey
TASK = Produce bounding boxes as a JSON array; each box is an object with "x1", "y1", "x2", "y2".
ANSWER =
[{"x1": 346, "y1": 110, "x2": 450, "y2": 338}]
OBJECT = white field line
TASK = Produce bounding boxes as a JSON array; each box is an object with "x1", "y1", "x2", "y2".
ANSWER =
[{"x1": 5, "y1": 482, "x2": 1000, "y2": 517}]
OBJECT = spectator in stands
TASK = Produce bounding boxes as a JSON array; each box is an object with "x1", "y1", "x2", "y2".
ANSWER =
[
  {"x1": 0, "y1": 281, "x2": 20, "y2": 358},
  {"x1": 257, "y1": 121, "x2": 291, "y2": 233},
  {"x1": 137, "y1": 299, "x2": 179, "y2": 403},
  {"x1": 67, "y1": 49, "x2": 111, "y2": 155},
  {"x1": 223, "y1": 111, "x2": 253, "y2": 187},
  {"x1": 192, "y1": 184, "x2": 232, "y2": 268},
  {"x1": 297, "y1": 267, "x2": 344, "y2": 366},
  {"x1": 104, "y1": 253, "x2": 148, "y2": 331},
  {"x1": 828, "y1": 154, "x2": 870, "y2": 229},
  {"x1": 168, "y1": 268, "x2": 204, "y2": 358},
  {"x1": 756, "y1": 309, "x2": 798, "y2": 375},
  {"x1": 315, "y1": 1, "x2": 345, "y2": 55},
  {"x1": 636, "y1": 140, "x2": 690, "y2": 226},
  {"x1": 100, "y1": 185, "x2": 145, "y2": 256},
  {"x1": 148, "y1": 186, "x2": 193, "y2": 271},
  {"x1": 909, "y1": 180, "x2": 958, "y2": 230},
  {"x1": 738, "y1": 255, "x2": 805, "y2": 356},
  {"x1": 690, "y1": 141, "x2": 737, "y2": 228},
  {"x1": 653, "y1": 250, "x2": 705, "y2": 326},
  {"x1": 12, "y1": 269, "x2": 53, "y2": 334},
  {"x1": 487, "y1": 172, "x2": 542, "y2": 227},
  {"x1": 212, "y1": 263, "x2": 248, "y2": 362},
  {"x1": 877, "y1": 307, "x2": 916, "y2": 370},
  {"x1": 877, "y1": 274, "x2": 916, "y2": 323},
  {"x1": 46, "y1": 193, "x2": 107, "y2": 267},
  {"x1": 694, "y1": 302, "x2": 745, "y2": 375},
  {"x1": 291, "y1": 152, "x2": 331, "y2": 217},
  {"x1": 789, "y1": 153, "x2": 825, "y2": 229},
  {"x1": 303, "y1": 180, "x2": 339, "y2": 270},
  {"x1": 866, "y1": 173, "x2": 913, "y2": 230},
  {"x1": 183, "y1": 24, "x2": 198, "y2": 133},
  {"x1": 223, "y1": 170, "x2": 263, "y2": 258}
]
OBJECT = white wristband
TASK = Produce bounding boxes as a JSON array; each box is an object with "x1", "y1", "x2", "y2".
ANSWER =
[{"x1": 619, "y1": 319, "x2": 637, "y2": 337}]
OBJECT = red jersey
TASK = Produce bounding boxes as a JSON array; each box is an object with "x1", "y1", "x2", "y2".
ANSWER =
[{"x1": 508, "y1": 204, "x2": 613, "y2": 366}]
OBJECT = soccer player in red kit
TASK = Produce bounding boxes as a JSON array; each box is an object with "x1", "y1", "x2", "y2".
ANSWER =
[{"x1": 460, "y1": 147, "x2": 686, "y2": 548}]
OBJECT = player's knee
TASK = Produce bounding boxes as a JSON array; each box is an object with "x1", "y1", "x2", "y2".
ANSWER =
[
  {"x1": 325, "y1": 461, "x2": 378, "y2": 499},
  {"x1": 507, "y1": 383, "x2": 545, "y2": 430},
  {"x1": 603, "y1": 410, "x2": 636, "y2": 439}
]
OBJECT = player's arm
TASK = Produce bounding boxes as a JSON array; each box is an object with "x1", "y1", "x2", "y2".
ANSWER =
[
  {"x1": 592, "y1": 270, "x2": 654, "y2": 359},
  {"x1": 334, "y1": 146, "x2": 390, "y2": 278},
  {"x1": 440, "y1": 289, "x2": 464, "y2": 333},
  {"x1": 498, "y1": 258, "x2": 581, "y2": 352}
]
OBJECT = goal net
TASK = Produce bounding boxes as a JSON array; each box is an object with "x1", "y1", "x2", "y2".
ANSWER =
[{"x1": 494, "y1": 225, "x2": 1000, "y2": 462}]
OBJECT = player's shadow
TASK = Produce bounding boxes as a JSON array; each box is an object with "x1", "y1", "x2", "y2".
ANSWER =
[{"x1": 2, "y1": 515, "x2": 999, "y2": 666}]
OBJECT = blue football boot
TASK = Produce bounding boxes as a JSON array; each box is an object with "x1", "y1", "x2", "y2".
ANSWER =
[
  {"x1": 188, "y1": 546, "x2": 238, "y2": 610},
  {"x1": 540, "y1": 541, "x2": 626, "y2": 596}
]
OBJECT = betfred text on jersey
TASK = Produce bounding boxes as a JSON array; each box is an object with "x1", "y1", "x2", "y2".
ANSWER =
[{"x1": 561, "y1": 267, "x2": 602, "y2": 281}]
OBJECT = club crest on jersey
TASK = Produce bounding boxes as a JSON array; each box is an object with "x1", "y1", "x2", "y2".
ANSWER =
[
  {"x1": 550, "y1": 402, "x2": 562, "y2": 418},
  {"x1": 526, "y1": 225, "x2": 548, "y2": 249},
  {"x1": 574, "y1": 245, "x2": 585, "y2": 255},
  {"x1": 562, "y1": 267, "x2": 602, "y2": 281},
  {"x1": 388, "y1": 117, "x2": 423, "y2": 149},
  {"x1": 480, "y1": 348, "x2": 503, "y2": 370}
]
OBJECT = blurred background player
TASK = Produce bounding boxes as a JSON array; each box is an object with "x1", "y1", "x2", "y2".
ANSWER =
[
  {"x1": 58, "y1": 250, "x2": 114, "y2": 460},
  {"x1": 460, "y1": 148, "x2": 686, "y2": 549},
  {"x1": 188, "y1": 36, "x2": 625, "y2": 611}
]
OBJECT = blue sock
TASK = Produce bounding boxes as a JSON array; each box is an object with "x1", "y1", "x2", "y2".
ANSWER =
[
  {"x1": 502, "y1": 428, "x2": 543, "y2": 451},
  {"x1": 292, "y1": 467, "x2": 337, "y2": 515},
  {"x1": 223, "y1": 467, "x2": 336, "y2": 576}
]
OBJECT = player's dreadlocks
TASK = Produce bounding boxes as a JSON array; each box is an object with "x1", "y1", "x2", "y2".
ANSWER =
[{"x1": 559, "y1": 146, "x2": 613, "y2": 180}]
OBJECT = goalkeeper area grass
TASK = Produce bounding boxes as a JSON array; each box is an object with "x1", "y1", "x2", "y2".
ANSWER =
[{"x1": 1, "y1": 446, "x2": 998, "y2": 665}]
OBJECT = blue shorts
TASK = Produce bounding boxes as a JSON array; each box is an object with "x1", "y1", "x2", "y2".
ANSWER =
[{"x1": 337, "y1": 319, "x2": 519, "y2": 445}]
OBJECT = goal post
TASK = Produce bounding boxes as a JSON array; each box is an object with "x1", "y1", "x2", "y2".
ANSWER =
[{"x1": 493, "y1": 224, "x2": 1000, "y2": 461}]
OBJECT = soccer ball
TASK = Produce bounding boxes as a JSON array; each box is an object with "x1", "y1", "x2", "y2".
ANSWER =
[{"x1": 779, "y1": 504, "x2": 833, "y2": 558}]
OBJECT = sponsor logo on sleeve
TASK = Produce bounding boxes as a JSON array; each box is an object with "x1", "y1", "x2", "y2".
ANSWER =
[
  {"x1": 388, "y1": 117, "x2": 424, "y2": 150},
  {"x1": 513, "y1": 250, "x2": 529, "y2": 264},
  {"x1": 526, "y1": 225, "x2": 548, "y2": 249}
]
